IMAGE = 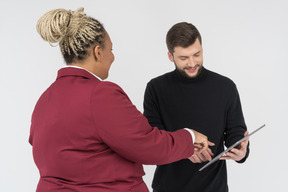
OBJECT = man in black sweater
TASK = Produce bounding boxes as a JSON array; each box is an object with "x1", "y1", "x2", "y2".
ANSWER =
[{"x1": 143, "y1": 22, "x2": 249, "y2": 192}]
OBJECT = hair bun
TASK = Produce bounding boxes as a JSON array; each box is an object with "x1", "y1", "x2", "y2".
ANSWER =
[{"x1": 36, "y1": 8, "x2": 85, "y2": 45}]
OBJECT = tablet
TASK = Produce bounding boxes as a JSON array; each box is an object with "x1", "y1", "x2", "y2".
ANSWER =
[{"x1": 199, "y1": 124, "x2": 265, "y2": 171}]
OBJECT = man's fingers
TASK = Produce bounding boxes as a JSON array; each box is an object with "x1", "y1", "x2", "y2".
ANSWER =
[
  {"x1": 207, "y1": 148, "x2": 214, "y2": 156},
  {"x1": 193, "y1": 155, "x2": 202, "y2": 163},
  {"x1": 201, "y1": 150, "x2": 213, "y2": 161},
  {"x1": 220, "y1": 152, "x2": 236, "y2": 160},
  {"x1": 189, "y1": 154, "x2": 201, "y2": 163},
  {"x1": 242, "y1": 131, "x2": 249, "y2": 144},
  {"x1": 244, "y1": 131, "x2": 249, "y2": 137}
]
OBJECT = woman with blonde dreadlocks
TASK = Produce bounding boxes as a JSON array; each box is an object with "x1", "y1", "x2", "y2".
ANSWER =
[{"x1": 29, "y1": 8, "x2": 212, "y2": 192}]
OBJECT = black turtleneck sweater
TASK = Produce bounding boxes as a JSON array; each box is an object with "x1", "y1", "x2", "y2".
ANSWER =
[{"x1": 143, "y1": 67, "x2": 249, "y2": 192}]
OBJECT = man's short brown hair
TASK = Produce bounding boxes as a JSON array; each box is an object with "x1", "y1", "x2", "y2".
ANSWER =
[{"x1": 166, "y1": 22, "x2": 202, "y2": 54}]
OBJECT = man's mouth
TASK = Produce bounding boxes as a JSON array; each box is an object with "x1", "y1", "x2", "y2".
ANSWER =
[{"x1": 185, "y1": 66, "x2": 198, "y2": 73}]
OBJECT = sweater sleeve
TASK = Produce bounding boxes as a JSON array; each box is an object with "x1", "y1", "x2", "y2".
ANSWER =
[
  {"x1": 143, "y1": 81, "x2": 166, "y2": 130},
  {"x1": 90, "y1": 82, "x2": 194, "y2": 165},
  {"x1": 224, "y1": 83, "x2": 249, "y2": 163}
]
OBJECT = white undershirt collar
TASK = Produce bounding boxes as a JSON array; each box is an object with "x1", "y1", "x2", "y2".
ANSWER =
[{"x1": 61, "y1": 65, "x2": 102, "y2": 81}]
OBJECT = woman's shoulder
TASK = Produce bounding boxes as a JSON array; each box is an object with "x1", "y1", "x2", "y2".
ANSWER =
[
  {"x1": 92, "y1": 81, "x2": 128, "y2": 99},
  {"x1": 98, "y1": 81, "x2": 124, "y2": 91}
]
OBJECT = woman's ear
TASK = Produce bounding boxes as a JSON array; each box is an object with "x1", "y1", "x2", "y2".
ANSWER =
[{"x1": 93, "y1": 45, "x2": 102, "y2": 61}]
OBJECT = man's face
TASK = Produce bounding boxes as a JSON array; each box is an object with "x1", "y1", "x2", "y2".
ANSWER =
[{"x1": 168, "y1": 38, "x2": 203, "y2": 79}]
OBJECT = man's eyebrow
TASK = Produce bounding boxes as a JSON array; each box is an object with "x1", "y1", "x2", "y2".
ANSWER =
[{"x1": 178, "y1": 55, "x2": 188, "y2": 58}]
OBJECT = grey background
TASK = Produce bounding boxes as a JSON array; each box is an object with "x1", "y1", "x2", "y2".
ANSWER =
[{"x1": 1, "y1": 0, "x2": 287, "y2": 191}]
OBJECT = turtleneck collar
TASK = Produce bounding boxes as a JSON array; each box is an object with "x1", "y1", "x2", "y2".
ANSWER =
[{"x1": 173, "y1": 66, "x2": 208, "y2": 83}]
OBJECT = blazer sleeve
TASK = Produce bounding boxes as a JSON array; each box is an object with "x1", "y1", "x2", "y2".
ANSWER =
[{"x1": 90, "y1": 82, "x2": 194, "y2": 165}]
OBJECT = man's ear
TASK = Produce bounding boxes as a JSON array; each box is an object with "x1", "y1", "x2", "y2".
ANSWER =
[
  {"x1": 93, "y1": 45, "x2": 102, "y2": 61},
  {"x1": 168, "y1": 51, "x2": 174, "y2": 62}
]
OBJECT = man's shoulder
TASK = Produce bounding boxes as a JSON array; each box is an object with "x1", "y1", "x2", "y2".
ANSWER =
[
  {"x1": 206, "y1": 68, "x2": 236, "y2": 87},
  {"x1": 148, "y1": 70, "x2": 174, "y2": 85}
]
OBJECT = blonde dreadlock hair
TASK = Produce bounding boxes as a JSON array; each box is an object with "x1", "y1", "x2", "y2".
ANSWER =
[{"x1": 36, "y1": 7, "x2": 106, "y2": 64}]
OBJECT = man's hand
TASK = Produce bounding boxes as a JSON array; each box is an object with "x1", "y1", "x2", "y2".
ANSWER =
[
  {"x1": 191, "y1": 129, "x2": 214, "y2": 153},
  {"x1": 220, "y1": 131, "x2": 249, "y2": 161},
  {"x1": 189, "y1": 146, "x2": 214, "y2": 163}
]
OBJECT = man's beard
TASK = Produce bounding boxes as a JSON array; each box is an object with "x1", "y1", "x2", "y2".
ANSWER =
[{"x1": 176, "y1": 64, "x2": 203, "y2": 79}]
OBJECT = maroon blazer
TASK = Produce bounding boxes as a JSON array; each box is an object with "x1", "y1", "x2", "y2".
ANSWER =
[{"x1": 29, "y1": 67, "x2": 194, "y2": 192}]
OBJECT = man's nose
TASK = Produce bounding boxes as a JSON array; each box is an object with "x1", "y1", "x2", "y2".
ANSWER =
[{"x1": 187, "y1": 57, "x2": 196, "y2": 67}]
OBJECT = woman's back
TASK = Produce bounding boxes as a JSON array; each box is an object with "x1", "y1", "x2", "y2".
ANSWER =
[{"x1": 29, "y1": 67, "x2": 147, "y2": 191}]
